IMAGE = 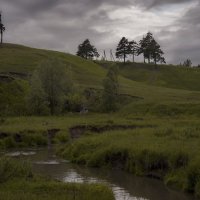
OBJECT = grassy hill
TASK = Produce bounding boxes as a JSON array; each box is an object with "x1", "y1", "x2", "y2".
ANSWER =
[
  {"x1": 1, "y1": 43, "x2": 200, "y2": 116},
  {"x1": 98, "y1": 61, "x2": 200, "y2": 91},
  {"x1": 0, "y1": 43, "x2": 106, "y2": 88}
]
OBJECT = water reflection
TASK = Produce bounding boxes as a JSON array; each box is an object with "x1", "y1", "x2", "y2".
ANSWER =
[{"x1": 4, "y1": 148, "x2": 193, "y2": 200}]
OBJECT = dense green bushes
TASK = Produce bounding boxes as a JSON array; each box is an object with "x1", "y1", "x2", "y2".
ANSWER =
[{"x1": 0, "y1": 132, "x2": 47, "y2": 149}]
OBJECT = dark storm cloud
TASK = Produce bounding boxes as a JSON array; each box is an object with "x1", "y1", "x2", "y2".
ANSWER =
[{"x1": 0, "y1": 0, "x2": 199, "y2": 64}]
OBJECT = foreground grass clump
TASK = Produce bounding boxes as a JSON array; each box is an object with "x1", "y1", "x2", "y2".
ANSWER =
[
  {"x1": 0, "y1": 157, "x2": 114, "y2": 200},
  {"x1": 60, "y1": 125, "x2": 200, "y2": 197}
]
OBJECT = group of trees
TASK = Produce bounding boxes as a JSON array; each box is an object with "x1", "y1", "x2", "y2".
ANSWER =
[
  {"x1": 28, "y1": 59, "x2": 73, "y2": 115},
  {"x1": 0, "y1": 12, "x2": 5, "y2": 44},
  {"x1": 180, "y1": 59, "x2": 192, "y2": 67},
  {"x1": 77, "y1": 32, "x2": 166, "y2": 65},
  {"x1": 28, "y1": 58, "x2": 119, "y2": 115},
  {"x1": 116, "y1": 32, "x2": 165, "y2": 64}
]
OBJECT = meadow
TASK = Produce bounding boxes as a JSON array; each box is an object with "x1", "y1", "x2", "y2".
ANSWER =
[{"x1": 1, "y1": 43, "x2": 200, "y2": 198}]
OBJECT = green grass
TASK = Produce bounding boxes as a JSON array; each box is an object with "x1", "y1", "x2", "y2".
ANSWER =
[
  {"x1": 1, "y1": 114, "x2": 200, "y2": 197},
  {"x1": 0, "y1": 157, "x2": 114, "y2": 200},
  {"x1": 98, "y1": 61, "x2": 200, "y2": 91},
  {"x1": 56, "y1": 115, "x2": 200, "y2": 197},
  {"x1": 1, "y1": 43, "x2": 200, "y2": 107},
  {"x1": 0, "y1": 43, "x2": 106, "y2": 88}
]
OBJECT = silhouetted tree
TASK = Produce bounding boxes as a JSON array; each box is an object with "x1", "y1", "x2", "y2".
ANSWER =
[
  {"x1": 116, "y1": 37, "x2": 129, "y2": 63},
  {"x1": 0, "y1": 12, "x2": 5, "y2": 44},
  {"x1": 128, "y1": 40, "x2": 138, "y2": 62},
  {"x1": 77, "y1": 39, "x2": 99, "y2": 60},
  {"x1": 138, "y1": 32, "x2": 153, "y2": 63},
  {"x1": 138, "y1": 32, "x2": 165, "y2": 65},
  {"x1": 183, "y1": 59, "x2": 192, "y2": 67},
  {"x1": 150, "y1": 39, "x2": 166, "y2": 65}
]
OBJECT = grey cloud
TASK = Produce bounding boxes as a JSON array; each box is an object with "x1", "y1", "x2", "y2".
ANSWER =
[
  {"x1": 156, "y1": 1, "x2": 200, "y2": 65},
  {"x1": 0, "y1": 0, "x2": 199, "y2": 65}
]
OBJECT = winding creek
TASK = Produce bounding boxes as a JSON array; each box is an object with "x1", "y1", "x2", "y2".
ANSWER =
[{"x1": 2, "y1": 148, "x2": 194, "y2": 200}]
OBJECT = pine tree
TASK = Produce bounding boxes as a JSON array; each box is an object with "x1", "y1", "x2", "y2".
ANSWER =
[
  {"x1": 138, "y1": 32, "x2": 153, "y2": 63},
  {"x1": 183, "y1": 59, "x2": 192, "y2": 67},
  {"x1": 0, "y1": 12, "x2": 5, "y2": 44},
  {"x1": 150, "y1": 39, "x2": 166, "y2": 65},
  {"x1": 116, "y1": 37, "x2": 129, "y2": 63},
  {"x1": 128, "y1": 40, "x2": 138, "y2": 62},
  {"x1": 77, "y1": 39, "x2": 99, "y2": 60},
  {"x1": 138, "y1": 32, "x2": 165, "y2": 65}
]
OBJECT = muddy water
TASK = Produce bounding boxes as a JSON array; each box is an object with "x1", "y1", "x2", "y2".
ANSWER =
[{"x1": 3, "y1": 148, "x2": 194, "y2": 200}]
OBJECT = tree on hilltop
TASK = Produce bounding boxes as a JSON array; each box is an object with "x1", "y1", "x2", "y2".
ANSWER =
[
  {"x1": 138, "y1": 32, "x2": 165, "y2": 65},
  {"x1": 150, "y1": 38, "x2": 166, "y2": 65},
  {"x1": 128, "y1": 40, "x2": 138, "y2": 62},
  {"x1": 0, "y1": 12, "x2": 5, "y2": 44},
  {"x1": 138, "y1": 32, "x2": 153, "y2": 63},
  {"x1": 116, "y1": 37, "x2": 130, "y2": 64},
  {"x1": 183, "y1": 59, "x2": 192, "y2": 67},
  {"x1": 77, "y1": 39, "x2": 99, "y2": 60}
]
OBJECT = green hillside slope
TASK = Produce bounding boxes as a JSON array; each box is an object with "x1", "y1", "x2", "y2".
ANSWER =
[
  {"x1": 1, "y1": 43, "x2": 200, "y2": 108},
  {"x1": 0, "y1": 43, "x2": 106, "y2": 88},
  {"x1": 98, "y1": 61, "x2": 200, "y2": 91}
]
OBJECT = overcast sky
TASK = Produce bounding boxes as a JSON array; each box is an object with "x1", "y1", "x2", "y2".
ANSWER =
[{"x1": 1, "y1": 0, "x2": 200, "y2": 65}]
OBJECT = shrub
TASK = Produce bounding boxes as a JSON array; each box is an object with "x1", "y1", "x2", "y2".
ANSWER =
[
  {"x1": 0, "y1": 157, "x2": 32, "y2": 183},
  {"x1": 186, "y1": 160, "x2": 200, "y2": 193}
]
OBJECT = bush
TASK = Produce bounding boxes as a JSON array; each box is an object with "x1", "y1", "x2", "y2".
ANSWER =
[
  {"x1": 54, "y1": 131, "x2": 70, "y2": 144},
  {"x1": 0, "y1": 157, "x2": 32, "y2": 183},
  {"x1": 186, "y1": 160, "x2": 200, "y2": 193},
  {"x1": 65, "y1": 93, "x2": 86, "y2": 112}
]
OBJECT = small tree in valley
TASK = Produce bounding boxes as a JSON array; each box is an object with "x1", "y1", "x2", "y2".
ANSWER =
[
  {"x1": 28, "y1": 58, "x2": 73, "y2": 115},
  {"x1": 102, "y1": 66, "x2": 119, "y2": 112}
]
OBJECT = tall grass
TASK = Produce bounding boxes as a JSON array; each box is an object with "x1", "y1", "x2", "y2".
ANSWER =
[
  {"x1": 60, "y1": 125, "x2": 200, "y2": 197},
  {"x1": 0, "y1": 157, "x2": 114, "y2": 200}
]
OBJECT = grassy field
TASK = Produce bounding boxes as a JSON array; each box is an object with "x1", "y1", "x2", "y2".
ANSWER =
[
  {"x1": 1, "y1": 43, "x2": 200, "y2": 106},
  {"x1": 98, "y1": 61, "x2": 200, "y2": 91},
  {"x1": 2, "y1": 114, "x2": 200, "y2": 196},
  {"x1": 57, "y1": 115, "x2": 200, "y2": 197},
  {"x1": 0, "y1": 157, "x2": 114, "y2": 200},
  {"x1": 1, "y1": 43, "x2": 200, "y2": 198}
]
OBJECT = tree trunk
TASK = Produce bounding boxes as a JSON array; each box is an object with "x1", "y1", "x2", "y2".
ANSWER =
[
  {"x1": 148, "y1": 56, "x2": 150, "y2": 64},
  {"x1": 133, "y1": 53, "x2": 135, "y2": 63},
  {"x1": 143, "y1": 54, "x2": 146, "y2": 63},
  {"x1": 0, "y1": 31, "x2": 2, "y2": 44},
  {"x1": 123, "y1": 53, "x2": 126, "y2": 64}
]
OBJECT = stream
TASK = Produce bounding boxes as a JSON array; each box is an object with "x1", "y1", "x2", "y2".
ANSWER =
[{"x1": 2, "y1": 148, "x2": 194, "y2": 200}]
